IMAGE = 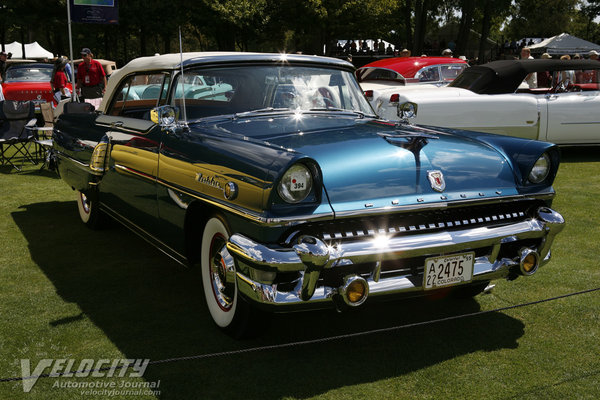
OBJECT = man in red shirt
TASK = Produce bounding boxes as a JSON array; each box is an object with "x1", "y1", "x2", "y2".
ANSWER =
[{"x1": 76, "y1": 48, "x2": 107, "y2": 101}]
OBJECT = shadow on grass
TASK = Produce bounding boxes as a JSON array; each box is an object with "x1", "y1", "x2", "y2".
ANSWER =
[
  {"x1": 559, "y1": 146, "x2": 600, "y2": 163},
  {"x1": 13, "y1": 201, "x2": 525, "y2": 400},
  {"x1": 0, "y1": 163, "x2": 60, "y2": 178}
]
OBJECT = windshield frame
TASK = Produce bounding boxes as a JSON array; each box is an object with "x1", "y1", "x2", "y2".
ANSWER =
[{"x1": 169, "y1": 62, "x2": 377, "y2": 121}]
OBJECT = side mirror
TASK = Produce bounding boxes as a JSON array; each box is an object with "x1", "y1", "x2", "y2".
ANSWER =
[{"x1": 151, "y1": 105, "x2": 179, "y2": 126}]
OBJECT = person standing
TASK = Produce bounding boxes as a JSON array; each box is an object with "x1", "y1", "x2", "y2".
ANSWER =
[
  {"x1": 520, "y1": 47, "x2": 533, "y2": 60},
  {"x1": 76, "y1": 48, "x2": 107, "y2": 102},
  {"x1": 520, "y1": 47, "x2": 537, "y2": 88},
  {"x1": 0, "y1": 51, "x2": 7, "y2": 83},
  {"x1": 442, "y1": 48, "x2": 453, "y2": 57},
  {"x1": 51, "y1": 57, "x2": 71, "y2": 105}
]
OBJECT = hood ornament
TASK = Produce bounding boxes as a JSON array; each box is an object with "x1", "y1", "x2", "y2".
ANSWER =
[{"x1": 427, "y1": 170, "x2": 446, "y2": 192}]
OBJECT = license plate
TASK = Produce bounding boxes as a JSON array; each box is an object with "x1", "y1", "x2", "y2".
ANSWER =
[{"x1": 424, "y1": 252, "x2": 474, "y2": 290}]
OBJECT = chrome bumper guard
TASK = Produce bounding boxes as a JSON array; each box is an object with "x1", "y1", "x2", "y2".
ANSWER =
[{"x1": 225, "y1": 207, "x2": 564, "y2": 309}]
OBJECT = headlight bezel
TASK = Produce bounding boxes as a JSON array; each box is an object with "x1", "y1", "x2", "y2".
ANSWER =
[
  {"x1": 277, "y1": 162, "x2": 315, "y2": 204},
  {"x1": 527, "y1": 152, "x2": 552, "y2": 184}
]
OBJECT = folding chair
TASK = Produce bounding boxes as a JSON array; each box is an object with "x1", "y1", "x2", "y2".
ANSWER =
[
  {"x1": 0, "y1": 100, "x2": 38, "y2": 171},
  {"x1": 35, "y1": 102, "x2": 56, "y2": 170}
]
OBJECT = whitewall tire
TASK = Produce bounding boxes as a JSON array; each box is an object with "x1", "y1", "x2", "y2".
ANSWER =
[{"x1": 201, "y1": 217, "x2": 238, "y2": 329}]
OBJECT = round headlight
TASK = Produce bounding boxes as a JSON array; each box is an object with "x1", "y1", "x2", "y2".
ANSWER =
[
  {"x1": 278, "y1": 164, "x2": 313, "y2": 203},
  {"x1": 528, "y1": 153, "x2": 551, "y2": 183}
]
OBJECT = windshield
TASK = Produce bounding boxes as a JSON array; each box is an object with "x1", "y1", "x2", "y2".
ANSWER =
[
  {"x1": 171, "y1": 65, "x2": 375, "y2": 119},
  {"x1": 356, "y1": 67, "x2": 404, "y2": 82},
  {"x1": 5, "y1": 66, "x2": 52, "y2": 83}
]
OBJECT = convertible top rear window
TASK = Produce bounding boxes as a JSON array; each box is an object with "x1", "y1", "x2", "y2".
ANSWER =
[{"x1": 449, "y1": 68, "x2": 492, "y2": 92}]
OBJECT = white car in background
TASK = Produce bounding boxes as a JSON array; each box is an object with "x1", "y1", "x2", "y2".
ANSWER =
[{"x1": 375, "y1": 59, "x2": 600, "y2": 145}]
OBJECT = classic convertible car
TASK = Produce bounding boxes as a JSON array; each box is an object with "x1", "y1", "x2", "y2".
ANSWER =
[
  {"x1": 53, "y1": 52, "x2": 564, "y2": 337},
  {"x1": 374, "y1": 59, "x2": 600, "y2": 145}
]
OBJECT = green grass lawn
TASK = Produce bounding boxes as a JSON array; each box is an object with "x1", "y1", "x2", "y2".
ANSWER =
[{"x1": 0, "y1": 146, "x2": 599, "y2": 400}]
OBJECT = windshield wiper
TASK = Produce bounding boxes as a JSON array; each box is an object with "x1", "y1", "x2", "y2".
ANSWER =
[
  {"x1": 308, "y1": 108, "x2": 369, "y2": 118},
  {"x1": 234, "y1": 107, "x2": 291, "y2": 118}
]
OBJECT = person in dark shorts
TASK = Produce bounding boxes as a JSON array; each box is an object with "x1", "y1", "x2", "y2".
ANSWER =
[{"x1": 76, "y1": 48, "x2": 107, "y2": 101}]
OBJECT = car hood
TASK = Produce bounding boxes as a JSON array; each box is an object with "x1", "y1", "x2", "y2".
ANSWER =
[{"x1": 202, "y1": 115, "x2": 519, "y2": 213}]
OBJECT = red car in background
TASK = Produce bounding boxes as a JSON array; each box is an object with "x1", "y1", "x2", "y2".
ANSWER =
[
  {"x1": 2, "y1": 63, "x2": 73, "y2": 107},
  {"x1": 355, "y1": 56, "x2": 468, "y2": 113},
  {"x1": 356, "y1": 56, "x2": 469, "y2": 86}
]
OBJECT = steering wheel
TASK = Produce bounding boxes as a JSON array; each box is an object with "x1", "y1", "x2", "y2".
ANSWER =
[{"x1": 552, "y1": 78, "x2": 570, "y2": 93}]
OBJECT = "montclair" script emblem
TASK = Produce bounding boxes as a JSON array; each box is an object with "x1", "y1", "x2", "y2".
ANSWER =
[{"x1": 195, "y1": 172, "x2": 223, "y2": 190}]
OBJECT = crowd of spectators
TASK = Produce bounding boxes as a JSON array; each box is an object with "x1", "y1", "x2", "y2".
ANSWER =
[
  {"x1": 333, "y1": 35, "x2": 600, "y2": 67},
  {"x1": 334, "y1": 40, "x2": 396, "y2": 56}
]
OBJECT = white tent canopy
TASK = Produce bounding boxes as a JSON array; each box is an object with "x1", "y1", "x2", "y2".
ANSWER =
[
  {"x1": 2, "y1": 41, "x2": 54, "y2": 59},
  {"x1": 528, "y1": 33, "x2": 600, "y2": 55}
]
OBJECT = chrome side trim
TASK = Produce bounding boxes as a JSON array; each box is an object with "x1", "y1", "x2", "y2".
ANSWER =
[
  {"x1": 115, "y1": 164, "x2": 156, "y2": 180},
  {"x1": 560, "y1": 121, "x2": 600, "y2": 125},
  {"x1": 113, "y1": 163, "x2": 334, "y2": 226},
  {"x1": 99, "y1": 203, "x2": 188, "y2": 266},
  {"x1": 157, "y1": 178, "x2": 334, "y2": 226},
  {"x1": 96, "y1": 123, "x2": 153, "y2": 135}
]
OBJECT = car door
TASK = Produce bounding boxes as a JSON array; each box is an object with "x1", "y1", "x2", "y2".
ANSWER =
[
  {"x1": 545, "y1": 87, "x2": 600, "y2": 145},
  {"x1": 98, "y1": 72, "x2": 171, "y2": 241}
]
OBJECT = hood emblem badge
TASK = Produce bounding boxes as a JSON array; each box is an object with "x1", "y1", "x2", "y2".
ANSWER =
[{"x1": 427, "y1": 170, "x2": 446, "y2": 192}]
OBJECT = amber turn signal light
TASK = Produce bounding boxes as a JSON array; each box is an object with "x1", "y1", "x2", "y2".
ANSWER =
[{"x1": 519, "y1": 248, "x2": 540, "y2": 275}]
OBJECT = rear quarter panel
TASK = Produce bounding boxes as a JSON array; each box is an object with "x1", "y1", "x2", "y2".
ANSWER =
[{"x1": 395, "y1": 91, "x2": 543, "y2": 141}]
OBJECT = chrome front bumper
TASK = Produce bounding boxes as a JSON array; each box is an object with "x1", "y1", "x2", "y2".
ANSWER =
[{"x1": 224, "y1": 207, "x2": 564, "y2": 310}]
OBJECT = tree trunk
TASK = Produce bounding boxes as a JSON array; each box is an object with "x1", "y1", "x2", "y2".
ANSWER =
[
  {"x1": 413, "y1": 0, "x2": 430, "y2": 55},
  {"x1": 478, "y1": 0, "x2": 493, "y2": 63},
  {"x1": 404, "y1": 0, "x2": 414, "y2": 51},
  {"x1": 455, "y1": 0, "x2": 475, "y2": 57}
]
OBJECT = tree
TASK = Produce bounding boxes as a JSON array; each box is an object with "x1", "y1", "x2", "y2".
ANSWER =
[
  {"x1": 454, "y1": 0, "x2": 475, "y2": 56},
  {"x1": 579, "y1": 0, "x2": 600, "y2": 41},
  {"x1": 475, "y1": 0, "x2": 511, "y2": 62},
  {"x1": 504, "y1": 0, "x2": 580, "y2": 39}
]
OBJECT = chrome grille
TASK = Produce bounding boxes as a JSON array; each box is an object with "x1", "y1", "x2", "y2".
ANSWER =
[
  {"x1": 290, "y1": 199, "x2": 545, "y2": 245},
  {"x1": 321, "y1": 211, "x2": 526, "y2": 241}
]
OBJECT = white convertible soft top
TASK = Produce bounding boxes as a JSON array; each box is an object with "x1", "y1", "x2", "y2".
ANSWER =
[
  {"x1": 98, "y1": 52, "x2": 243, "y2": 112},
  {"x1": 98, "y1": 52, "x2": 351, "y2": 113}
]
